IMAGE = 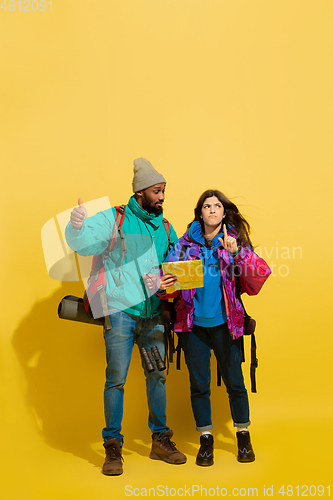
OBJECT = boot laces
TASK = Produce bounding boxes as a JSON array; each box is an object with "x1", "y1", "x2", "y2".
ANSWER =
[
  {"x1": 238, "y1": 431, "x2": 250, "y2": 451},
  {"x1": 162, "y1": 436, "x2": 178, "y2": 452},
  {"x1": 199, "y1": 436, "x2": 213, "y2": 456},
  {"x1": 106, "y1": 445, "x2": 124, "y2": 462},
  {"x1": 202, "y1": 440, "x2": 211, "y2": 452}
]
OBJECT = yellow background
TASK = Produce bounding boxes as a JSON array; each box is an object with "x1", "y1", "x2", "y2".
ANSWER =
[{"x1": 1, "y1": 1, "x2": 332, "y2": 498}]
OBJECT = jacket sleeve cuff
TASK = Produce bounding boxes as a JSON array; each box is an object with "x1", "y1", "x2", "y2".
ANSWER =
[
  {"x1": 156, "y1": 288, "x2": 168, "y2": 299},
  {"x1": 231, "y1": 246, "x2": 241, "y2": 257},
  {"x1": 65, "y1": 221, "x2": 87, "y2": 248},
  {"x1": 232, "y1": 246, "x2": 249, "y2": 262}
]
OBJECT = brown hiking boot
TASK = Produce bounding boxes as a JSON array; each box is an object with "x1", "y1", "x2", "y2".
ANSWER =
[
  {"x1": 102, "y1": 438, "x2": 124, "y2": 475},
  {"x1": 150, "y1": 430, "x2": 186, "y2": 464}
]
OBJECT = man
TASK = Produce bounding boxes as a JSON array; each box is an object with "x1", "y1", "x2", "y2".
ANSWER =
[{"x1": 65, "y1": 158, "x2": 186, "y2": 475}]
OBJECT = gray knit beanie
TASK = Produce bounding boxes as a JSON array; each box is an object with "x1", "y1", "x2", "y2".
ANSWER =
[{"x1": 132, "y1": 158, "x2": 166, "y2": 192}]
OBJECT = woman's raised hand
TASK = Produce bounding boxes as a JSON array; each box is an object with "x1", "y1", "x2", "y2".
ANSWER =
[{"x1": 218, "y1": 224, "x2": 238, "y2": 253}]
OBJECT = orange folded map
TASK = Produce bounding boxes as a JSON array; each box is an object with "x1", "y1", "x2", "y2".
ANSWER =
[{"x1": 162, "y1": 260, "x2": 204, "y2": 294}]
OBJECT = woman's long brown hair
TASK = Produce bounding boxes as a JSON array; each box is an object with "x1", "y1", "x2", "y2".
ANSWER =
[{"x1": 187, "y1": 189, "x2": 253, "y2": 248}]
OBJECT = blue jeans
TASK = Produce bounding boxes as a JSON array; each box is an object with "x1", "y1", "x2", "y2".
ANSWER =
[
  {"x1": 181, "y1": 323, "x2": 250, "y2": 431},
  {"x1": 102, "y1": 310, "x2": 169, "y2": 443}
]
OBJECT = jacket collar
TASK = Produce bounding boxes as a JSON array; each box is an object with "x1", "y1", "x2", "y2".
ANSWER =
[
  {"x1": 182, "y1": 220, "x2": 236, "y2": 248},
  {"x1": 188, "y1": 220, "x2": 225, "y2": 249},
  {"x1": 127, "y1": 195, "x2": 163, "y2": 229}
]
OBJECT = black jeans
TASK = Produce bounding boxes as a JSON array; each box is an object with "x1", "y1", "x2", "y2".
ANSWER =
[{"x1": 181, "y1": 323, "x2": 250, "y2": 431}]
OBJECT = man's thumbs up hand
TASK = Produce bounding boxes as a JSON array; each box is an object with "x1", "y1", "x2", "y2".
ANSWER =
[{"x1": 70, "y1": 197, "x2": 88, "y2": 230}]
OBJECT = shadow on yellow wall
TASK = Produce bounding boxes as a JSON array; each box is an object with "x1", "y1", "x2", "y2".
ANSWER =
[{"x1": 11, "y1": 278, "x2": 238, "y2": 466}]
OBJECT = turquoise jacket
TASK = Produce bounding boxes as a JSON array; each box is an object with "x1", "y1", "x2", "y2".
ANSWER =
[{"x1": 65, "y1": 196, "x2": 177, "y2": 318}]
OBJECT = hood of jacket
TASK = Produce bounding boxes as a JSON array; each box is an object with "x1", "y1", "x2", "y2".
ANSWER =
[{"x1": 180, "y1": 220, "x2": 236, "y2": 249}]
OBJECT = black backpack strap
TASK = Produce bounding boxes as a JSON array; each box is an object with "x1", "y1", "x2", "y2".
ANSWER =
[
  {"x1": 162, "y1": 244, "x2": 187, "y2": 370},
  {"x1": 239, "y1": 297, "x2": 258, "y2": 393},
  {"x1": 176, "y1": 334, "x2": 183, "y2": 370},
  {"x1": 162, "y1": 319, "x2": 175, "y2": 374},
  {"x1": 240, "y1": 335, "x2": 245, "y2": 363},
  {"x1": 170, "y1": 244, "x2": 188, "y2": 370},
  {"x1": 250, "y1": 333, "x2": 258, "y2": 393},
  {"x1": 217, "y1": 363, "x2": 222, "y2": 386}
]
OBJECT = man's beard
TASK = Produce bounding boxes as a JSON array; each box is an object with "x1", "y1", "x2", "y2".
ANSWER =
[
  {"x1": 150, "y1": 204, "x2": 163, "y2": 216},
  {"x1": 142, "y1": 194, "x2": 163, "y2": 215}
]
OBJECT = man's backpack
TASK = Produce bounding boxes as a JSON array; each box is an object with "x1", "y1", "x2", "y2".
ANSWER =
[
  {"x1": 82, "y1": 205, "x2": 126, "y2": 330},
  {"x1": 83, "y1": 205, "x2": 172, "y2": 331}
]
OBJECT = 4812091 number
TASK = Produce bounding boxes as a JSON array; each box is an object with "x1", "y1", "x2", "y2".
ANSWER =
[
  {"x1": 278, "y1": 485, "x2": 330, "y2": 496},
  {"x1": 0, "y1": 0, "x2": 52, "y2": 11}
]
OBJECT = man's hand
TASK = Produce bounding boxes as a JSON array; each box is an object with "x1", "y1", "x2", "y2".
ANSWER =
[
  {"x1": 158, "y1": 274, "x2": 178, "y2": 291},
  {"x1": 142, "y1": 273, "x2": 160, "y2": 290},
  {"x1": 70, "y1": 197, "x2": 87, "y2": 230},
  {"x1": 218, "y1": 224, "x2": 238, "y2": 253}
]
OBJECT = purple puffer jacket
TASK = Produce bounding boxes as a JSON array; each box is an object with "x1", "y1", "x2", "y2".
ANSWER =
[{"x1": 157, "y1": 229, "x2": 271, "y2": 339}]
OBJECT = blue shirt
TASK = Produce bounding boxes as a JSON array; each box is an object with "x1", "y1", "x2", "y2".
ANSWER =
[{"x1": 188, "y1": 221, "x2": 227, "y2": 327}]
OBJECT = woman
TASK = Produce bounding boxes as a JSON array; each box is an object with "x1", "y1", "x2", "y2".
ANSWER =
[{"x1": 157, "y1": 189, "x2": 271, "y2": 466}]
